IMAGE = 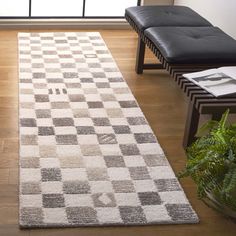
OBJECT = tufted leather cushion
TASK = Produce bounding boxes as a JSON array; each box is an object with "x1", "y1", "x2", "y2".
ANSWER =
[
  {"x1": 125, "y1": 6, "x2": 212, "y2": 32},
  {"x1": 144, "y1": 27, "x2": 236, "y2": 64}
]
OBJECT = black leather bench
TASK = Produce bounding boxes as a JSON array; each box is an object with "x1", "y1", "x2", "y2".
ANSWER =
[
  {"x1": 125, "y1": 6, "x2": 211, "y2": 33},
  {"x1": 144, "y1": 26, "x2": 236, "y2": 64},
  {"x1": 125, "y1": 6, "x2": 236, "y2": 148},
  {"x1": 125, "y1": 5, "x2": 212, "y2": 74}
]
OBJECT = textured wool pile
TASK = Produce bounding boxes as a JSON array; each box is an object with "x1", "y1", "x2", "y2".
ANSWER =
[{"x1": 18, "y1": 32, "x2": 198, "y2": 228}]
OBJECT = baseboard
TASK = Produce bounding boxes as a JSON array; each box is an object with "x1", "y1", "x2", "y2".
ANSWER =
[{"x1": 0, "y1": 19, "x2": 131, "y2": 30}]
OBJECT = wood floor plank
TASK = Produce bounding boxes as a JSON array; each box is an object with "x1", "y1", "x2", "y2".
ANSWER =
[
  {"x1": 0, "y1": 29, "x2": 235, "y2": 235},
  {"x1": 0, "y1": 169, "x2": 9, "y2": 184}
]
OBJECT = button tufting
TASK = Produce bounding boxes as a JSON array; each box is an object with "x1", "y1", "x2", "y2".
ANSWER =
[
  {"x1": 191, "y1": 35, "x2": 200, "y2": 39},
  {"x1": 165, "y1": 11, "x2": 174, "y2": 15}
]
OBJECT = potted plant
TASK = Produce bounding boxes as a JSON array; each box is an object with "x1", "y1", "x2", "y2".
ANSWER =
[{"x1": 178, "y1": 109, "x2": 236, "y2": 219}]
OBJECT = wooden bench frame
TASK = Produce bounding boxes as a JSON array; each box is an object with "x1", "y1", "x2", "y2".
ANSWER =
[{"x1": 126, "y1": 14, "x2": 236, "y2": 148}]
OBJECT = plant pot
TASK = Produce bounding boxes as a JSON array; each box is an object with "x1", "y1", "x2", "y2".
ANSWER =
[{"x1": 203, "y1": 191, "x2": 236, "y2": 221}]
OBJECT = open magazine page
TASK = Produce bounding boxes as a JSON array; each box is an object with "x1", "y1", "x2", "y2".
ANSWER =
[{"x1": 183, "y1": 67, "x2": 236, "y2": 97}]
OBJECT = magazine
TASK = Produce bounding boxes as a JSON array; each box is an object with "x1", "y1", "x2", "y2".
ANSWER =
[{"x1": 183, "y1": 67, "x2": 236, "y2": 97}]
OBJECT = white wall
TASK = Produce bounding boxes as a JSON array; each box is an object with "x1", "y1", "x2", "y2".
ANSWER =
[
  {"x1": 174, "y1": 0, "x2": 236, "y2": 39},
  {"x1": 142, "y1": 0, "x2": 174, "y2": 5}
]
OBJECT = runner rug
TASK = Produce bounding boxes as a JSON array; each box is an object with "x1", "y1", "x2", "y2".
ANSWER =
[{"x1": 18, "y1": 32, "x2": 198, "y2": 228}]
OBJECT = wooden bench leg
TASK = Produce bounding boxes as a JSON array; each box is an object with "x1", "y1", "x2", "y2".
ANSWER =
[
  {"x1": 183, "y1": 101, "x2": 200, "y2": 149},
  {"x1": 212, "y1": 113, "x2": 223, "y2": 121},
  {"x1": 135, "y1": 37, "x2": 145, "y2": 74}
]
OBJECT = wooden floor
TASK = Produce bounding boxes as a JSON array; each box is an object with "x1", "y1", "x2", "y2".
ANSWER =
[{"x1": 0, "y1": 29, "x2": 235, "y2": 236}]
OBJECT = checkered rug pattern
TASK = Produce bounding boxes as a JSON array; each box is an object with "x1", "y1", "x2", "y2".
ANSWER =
[{"x1": 18, "y1": 32, "x2": 198, "y2": 228}]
